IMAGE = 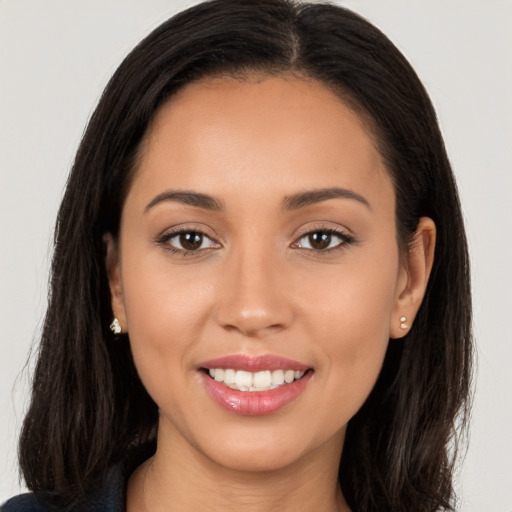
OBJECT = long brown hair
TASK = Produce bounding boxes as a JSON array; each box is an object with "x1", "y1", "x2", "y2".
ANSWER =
[{"x1": 19, "y1": 1, "x2": 472, "y2": 510}]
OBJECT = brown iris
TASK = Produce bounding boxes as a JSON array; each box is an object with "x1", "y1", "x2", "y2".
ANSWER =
[
  {"x1": 308, "y1": 231, "x2": 332, "y2": 250},
  {"x1": 180, "y1": 232, "x2": 203, "y2": 250}
]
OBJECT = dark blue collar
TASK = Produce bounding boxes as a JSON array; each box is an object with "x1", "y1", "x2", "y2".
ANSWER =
[{"x1": 1, "y1": 443, "x2": 156, "y2": 512}]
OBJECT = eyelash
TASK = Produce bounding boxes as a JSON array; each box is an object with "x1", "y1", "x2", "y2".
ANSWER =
[
  {"x1": 156, "y1": 226, "x2": 355, "y2": 257},
  {"x1": 292, "y1": 227, "x2": 355, "y2": 254},
  {"x1": 156, "y1": 227, "x2": 219, "y2": 256}
]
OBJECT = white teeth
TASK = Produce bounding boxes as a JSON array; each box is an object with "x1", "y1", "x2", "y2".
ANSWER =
[
  {"x1": 223, "y1": 368, "x2": 236, "y2": 385},
  {"x1": 253, "y1": 371, "x2": 271, "y2": 388},
  {"x1": 235, "y1": 370, "x2": 253, "y2": 388},
  {"x1": 284, "y1": 370, "x2": 295, "y2": 383},
  {"x1": 206, "y1": 367, "x2": 307, "y2": 391},
  {"x1": 272, "y1": 369, "x2": 285, "y2": 385}
]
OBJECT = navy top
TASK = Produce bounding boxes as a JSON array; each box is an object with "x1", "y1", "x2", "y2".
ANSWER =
[
  {"x1": 1, "y1": 444, "x2": 155, "y2": 512},
  {"x1": 1, "y1": 464, "x2": 125, "y2": 512}
]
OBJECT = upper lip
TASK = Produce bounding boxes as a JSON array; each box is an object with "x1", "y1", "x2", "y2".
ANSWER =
[{"x1": 198, "y1": 354, "x2": 311, "y2": 373}]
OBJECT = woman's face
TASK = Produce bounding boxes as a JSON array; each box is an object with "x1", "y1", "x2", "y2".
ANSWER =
[{"x1": 108, "y1": 74, "x2": 419, "y2": 472}]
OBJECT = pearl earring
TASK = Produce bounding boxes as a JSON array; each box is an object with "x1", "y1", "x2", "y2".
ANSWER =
[
  {"x1": 110, "y1": 317, "x2": 122, "y2": 335},
  {"x1": 400, "y1": 316, "x2": 408, "y2": 330}
]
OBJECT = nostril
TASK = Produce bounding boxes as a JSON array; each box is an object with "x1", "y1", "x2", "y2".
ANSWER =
[
  {"x1": 221, "y1": 322, "x2": 288, "y2": 339},
  {"x1": 213, "y1": 269, "x2": 294, "y2": 336},
  {"x1": 216, "y1": 308, "x2": 291, "y2": 338}
]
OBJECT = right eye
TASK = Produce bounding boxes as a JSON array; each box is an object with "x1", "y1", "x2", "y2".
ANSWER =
[
  {"x1": 160, "y1": 230, "x2": 219, "y2": 254},
  {"x1": 295, "y1": 230, "x2": 348, "y2": 251}
]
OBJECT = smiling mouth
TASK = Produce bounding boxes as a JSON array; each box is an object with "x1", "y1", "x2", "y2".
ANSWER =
[
  {"x1": 199, "y1": 356, "x2": 314, "y2": 415},
  {"x1": 202, "y1": 368, "x2": 311, "y2": 392}
]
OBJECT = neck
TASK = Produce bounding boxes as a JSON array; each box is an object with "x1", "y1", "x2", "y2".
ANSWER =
[{"x1": 127, "y1": 421, "x2": 349, "y2": 512}]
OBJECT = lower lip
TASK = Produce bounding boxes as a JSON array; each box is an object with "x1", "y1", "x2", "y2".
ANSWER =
[{"x1": 200, "y1": 371, "x2": 312, "y2": 416}]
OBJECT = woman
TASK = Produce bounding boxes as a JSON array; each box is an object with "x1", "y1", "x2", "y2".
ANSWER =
[{"x1": 1, "y1": 0, "x2": 472, "y2": 510}]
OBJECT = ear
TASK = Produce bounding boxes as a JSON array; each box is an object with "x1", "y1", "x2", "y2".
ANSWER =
[
  {"x1": 389, "y1": 217, "x2": 436, "y2": 339},
  {"x1": 103, "y1": 233, "x2": 128, "y2": 333}
]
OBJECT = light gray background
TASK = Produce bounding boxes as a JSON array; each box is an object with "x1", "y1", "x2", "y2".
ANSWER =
[{"x1": 1, "y1": 1, "x2": 511, "y2": 510}]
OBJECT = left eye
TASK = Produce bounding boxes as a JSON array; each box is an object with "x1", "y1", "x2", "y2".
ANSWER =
[
  {"x1": 166, "y1": 231, "x2": 218, "y2": 252},
  {"x1": 295, "y1": 230, "x2": 347, "y2": 251}
]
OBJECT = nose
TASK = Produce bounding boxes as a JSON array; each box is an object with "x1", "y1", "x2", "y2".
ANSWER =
[{"x1": 214, "y1": 248, "x2": 294, "y2": 339}]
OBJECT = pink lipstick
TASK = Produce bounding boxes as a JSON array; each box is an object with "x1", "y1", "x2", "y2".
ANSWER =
[{"x1": 199, "y1": 355, "x2": 313, "y2": 415}]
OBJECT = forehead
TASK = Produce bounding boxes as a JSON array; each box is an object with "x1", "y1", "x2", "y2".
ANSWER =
[{"x1": 129, "y1": 73, "x2": 391, "y2": 209}]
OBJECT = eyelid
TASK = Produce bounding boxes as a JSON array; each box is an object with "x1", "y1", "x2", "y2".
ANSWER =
[
  {"x1": 290, "y1": 222, "x2": 356, "y2": 252},
  {"x1": 292, "y1": 221, "x2": 354, "y2": 240},
  {"x1": 155, "y1": 224, "x2": 222, "y2": 255}
]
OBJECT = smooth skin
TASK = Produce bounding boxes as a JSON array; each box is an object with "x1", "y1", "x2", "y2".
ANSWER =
[{"x1": 106, "y1": 74, "x2": 436, "y2": 512}]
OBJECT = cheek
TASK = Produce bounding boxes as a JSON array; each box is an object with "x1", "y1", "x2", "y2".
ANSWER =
[
  {"x1": 298, "y1": 250, "x2": 399, "y2": 418},
  {"x1": 299, "y1": 243, "x2": 399, "y2": 341},
  {"x1": 119, "y1": 248, "x2": 216, "y2": 398}
]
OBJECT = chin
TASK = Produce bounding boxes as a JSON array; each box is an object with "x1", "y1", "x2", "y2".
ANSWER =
[
  {"x1": 204, "y1": 440, "x2": 309, "y2": 473},
  {"x1": 184, "y1": 417, "x2": 345, "y2": 475}
]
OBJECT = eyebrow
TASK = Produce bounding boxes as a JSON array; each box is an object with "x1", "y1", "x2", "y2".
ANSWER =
[
  {"x1": 144, "y1": 186, "x2": 370, "y2": 213},
  {"x1": 145, "y1": 190, "x2": 224, "y2": 212},
  {"x1": 283, "y1": 187, "x2": 371, "y2": 210}
]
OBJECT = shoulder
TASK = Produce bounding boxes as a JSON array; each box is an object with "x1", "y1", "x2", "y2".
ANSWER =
[
  {"x1": 1, "y1": 464, "x2": 124, "y2": 512},
  {"x1": 1, "y1": 493, "x2": 49, "y2": 512},
  {"x1": 1, "y1": 442, "x2": 155, "y2": 512}
]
